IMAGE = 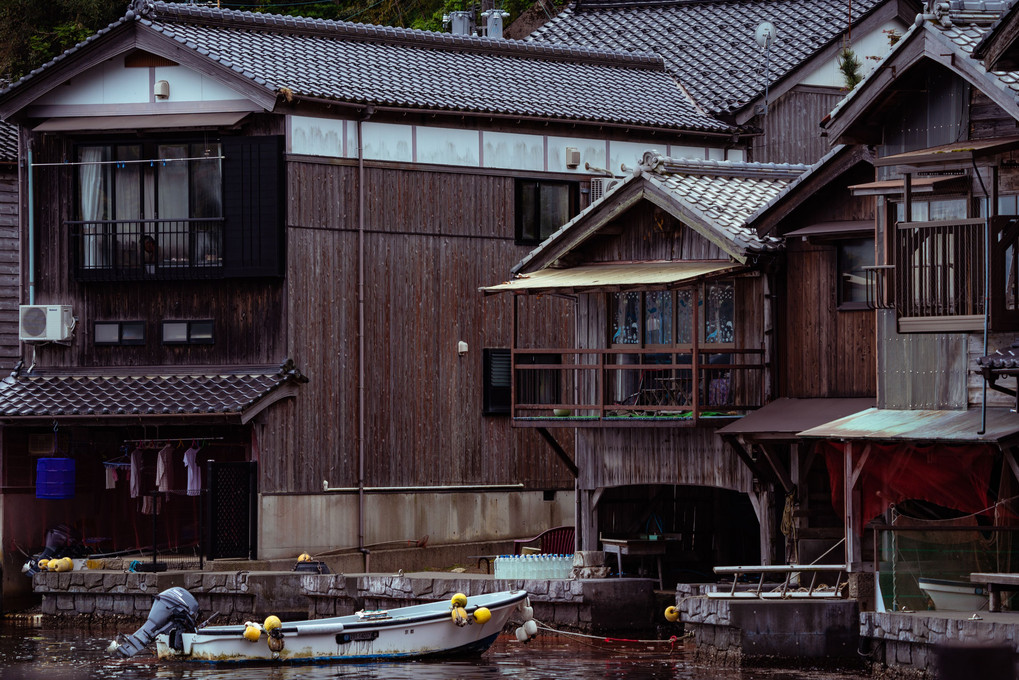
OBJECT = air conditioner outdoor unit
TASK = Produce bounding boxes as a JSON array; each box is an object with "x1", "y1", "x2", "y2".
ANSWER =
[
  {"x1": 589, "y1": 177, "x2": 622, "y2": 202},
  {"x1": 19, "y1": 305, "x2": 74, "y2": 342}
]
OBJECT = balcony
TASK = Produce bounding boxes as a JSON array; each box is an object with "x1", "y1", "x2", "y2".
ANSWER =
[
  {"x1": 69, "y1": 218, "x2": 224, "y2": 282},
  {"x1": 509, "y1": 347, "x2": 765, "y2": 427}
]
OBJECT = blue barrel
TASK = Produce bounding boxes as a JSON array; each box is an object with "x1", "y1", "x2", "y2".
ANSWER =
[{"x1": 36, "y1": 458, "x2": 75, "y2": 499}]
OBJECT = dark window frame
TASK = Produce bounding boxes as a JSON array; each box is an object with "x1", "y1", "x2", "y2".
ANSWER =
[
  {"x1": 836, "y1": 237, "x2": 876, "y2": 311},
  {"x1": 161, "y1": 319, "x2": 215, "y2": 345},
  {"x1": 94, "y1": 320, "x2": 146, "y2": 346},
  {"x1": 514, "y1": 178, "x2": 579, "y2": 245}
]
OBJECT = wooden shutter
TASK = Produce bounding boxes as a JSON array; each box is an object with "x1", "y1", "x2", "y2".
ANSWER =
[
  {"x1": 222, "y1": 136, "x2": 284, "y2": 277},
  {"x1": 483, "y1": 348, "x2": 511, "y2": 415}
]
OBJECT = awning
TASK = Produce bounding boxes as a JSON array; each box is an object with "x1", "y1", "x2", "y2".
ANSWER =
[
  {"x1": 874, "y1": 136, "x2": 1019, "y2": 168},
  {"x1": 0, "y1": 362, "x2": 307, "y2": 424},
  {"x1": 716, "y1": 398, "x2": 874, "y2": 440},
  {"x1": 33, "y1": 112, "x2": 250, "y2": 132},
  {"x1": 481, "y1": 261, "x2": 738, "y2": 295},
  {"x1": 784, "y1": 221, "x2": 873, "y2": 238},
  {"x1": 848, "y1": 175, "x2": 967, "y2": 196},
  {"x1": 798, "y1": 407, "x2": 1019, "y2": 445}
]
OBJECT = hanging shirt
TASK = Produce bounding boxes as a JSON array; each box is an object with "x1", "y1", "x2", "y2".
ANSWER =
[
  {"x1": 156, "y1": 443, "x2": 174, "y2": 493},
  {"x1": 183, "y1": 445, "x2": 201, "y2": 496},
  {"x1": 129, "y1": 447, "x2": 143, "y2": 499},
  {"x1": 104, "y1": 464, "x2": 117, "y2": 490}
]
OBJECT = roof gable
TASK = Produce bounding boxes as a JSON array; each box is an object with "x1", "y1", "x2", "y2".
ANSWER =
[{"x1": 514, "y1": 152, "x2": 805, "y2": 274}]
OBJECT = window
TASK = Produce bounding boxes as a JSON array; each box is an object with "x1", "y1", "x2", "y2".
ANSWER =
[
  {"x1": 515, "y1": 179, "x2": 578, "y2": 245},
  {"x1": 482, "y1": 348, "x2": 561, "y2": 414},
  {"x1": 162, "y1": 320, "x2": 215, "y2": 345},
  {"x1": 610, "y1": 282, "x2": 735, "y2": 349},
  {"x1": 69, "y1": 136, "x2": 284, "y2": 281},
  {"x1": 483, "y1": 348, "x2": 511, "y2": 415},
  {"x1": 837, "y1": 238, "x2": 875, "y2": 308},
  {"x1": 94, "y1": 321, "x2": 145, "y2": 346}
]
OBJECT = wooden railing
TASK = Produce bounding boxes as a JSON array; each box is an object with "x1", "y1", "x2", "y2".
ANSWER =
[{"x1": 510, "y1": 347, "x2": 765, "y2": 426}]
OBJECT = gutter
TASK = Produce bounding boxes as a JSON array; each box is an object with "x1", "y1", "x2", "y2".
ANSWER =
[{"x1": 356, "y1": 107, "x2": 375, "y2": 571}]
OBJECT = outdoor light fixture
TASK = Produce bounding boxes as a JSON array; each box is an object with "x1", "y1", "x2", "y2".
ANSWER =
[{"x1": 457, "y1": 341, "x2": 468, "y2": 356}]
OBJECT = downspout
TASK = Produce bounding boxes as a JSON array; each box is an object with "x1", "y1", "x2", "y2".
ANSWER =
[
  {"x1": 356, "y1": 108, "x2": 374, "y2": 570},
  {"x1": 26, "y1": 140, "x2": 34, "y2": 305}
]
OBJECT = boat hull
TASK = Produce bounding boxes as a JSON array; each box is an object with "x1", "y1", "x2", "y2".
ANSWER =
[
  {"x1": 918, "y1": 578, "x2": 988, "y2": 611},
  {"x1": 155, "y1": 590, "x2": 528, "y2": 663}
]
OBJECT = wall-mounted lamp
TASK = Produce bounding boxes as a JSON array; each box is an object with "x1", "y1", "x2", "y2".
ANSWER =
[
  {"x1": 154, "y1": 80, "x2": 170, "y2": 100},
  {"x1": 457, "y1": 341, "x2": 468, "y2": 356}
]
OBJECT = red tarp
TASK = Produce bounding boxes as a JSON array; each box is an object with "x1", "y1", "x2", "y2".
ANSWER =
[{"x1": 823, "y1": 441, "x2": 995, "y2": 527}]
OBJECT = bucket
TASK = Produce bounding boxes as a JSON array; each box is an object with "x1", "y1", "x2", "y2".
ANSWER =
[{"x1": 36, "y1": 458, "x2": 75, "y2": 499}]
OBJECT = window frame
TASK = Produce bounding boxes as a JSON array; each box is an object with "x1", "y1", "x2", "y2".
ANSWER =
[
  {"x1": 514, "y1": 178, "x2": 580, "y2": 246},
  {"x1": 94, "y1": 320, "x2": 146, "y2": 346},
  {"x1": 608, "y1": 281, "x2": 736, "y2": 350},
  {"x1": 161, "y1": 319, "x2": 215, "y2": 345},
  {"x1": 836, "y1": 237, "x2": 876, "y2": 311}
]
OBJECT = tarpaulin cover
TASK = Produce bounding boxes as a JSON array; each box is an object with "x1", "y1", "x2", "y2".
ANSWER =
[{"x1": 823, "y1": 441, "x2": 995, "y2": 527}]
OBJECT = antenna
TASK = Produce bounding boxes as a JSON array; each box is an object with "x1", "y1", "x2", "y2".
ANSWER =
[{"x1": 755, "y1": 21, "x2": 777, "y2": 116}]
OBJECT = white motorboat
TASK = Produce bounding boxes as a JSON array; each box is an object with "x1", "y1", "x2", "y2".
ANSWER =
[
  {"x1": 108, "y1": 587, "x2": 535, "y2": 662},
  {"x1": 918, "y1": 578, "x2": 988, "y2": 611}
]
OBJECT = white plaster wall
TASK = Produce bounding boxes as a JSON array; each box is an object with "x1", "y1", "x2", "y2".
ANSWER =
[
  {"x1": 258, "y1": 490, "x2": 575, "y2": 559},
  {"x1": 291, "y1": 115, "x2": 347, "y2": 157},
  {"x1": 416, "y1": 125, "x2": 479, "y2": 167},
  {"x1": 610, "y1": 140, "x2": 666, "y2": 175},
  {"x1": 801, "y1": 20, "x2": 907, "y2": 88},
  {"x1": 547, "y1": 135, "x2": 607, "y2": 174},
  {"x1": 483, "y1": 131, "x2": 544, "y2": 171},
  {"x1": 154, "y1": 64, "x2": 243, "y2": 103},
  {"x1": 363, "y1": 122, "x2": 413, "y2": 162}
]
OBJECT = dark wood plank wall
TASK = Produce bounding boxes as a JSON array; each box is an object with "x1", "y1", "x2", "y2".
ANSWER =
[
  {"x1": 970, "y1": 88, "x2": 1018, "y2": 140},
  {"x1": 751, "y1": 86, "x2": 845, "y2": 165},
  {"x1": 576, "y1": 203, "x2": 729, "y2": 262},
  {"x1": 26, "y1": 130, "x2": 286, "y2": 368},
  {"x1": 780, "y1": 240, "x2": 876, "y2": 397},
  {"x1": 0, "y1": 165, "x2": 19, "y2": 370},
  {"x1": 259, "y1": 159, "x2": 576, "y2": 493},
  {"x1": 576, "y1": 427, "x2": 751, "y2": 493}
]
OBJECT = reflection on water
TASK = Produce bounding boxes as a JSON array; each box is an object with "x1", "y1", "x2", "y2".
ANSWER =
[{"x1": 0, "y1": 623, "x2": 869, "y2": 680}]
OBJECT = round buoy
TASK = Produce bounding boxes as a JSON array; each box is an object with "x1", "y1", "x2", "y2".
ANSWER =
[
  {"x1": 520, "y1": 605, "x2": 534, "y2": 621},
  {"x1": 267, "y1": 634, "x2": 285, "y2": 653},
  {"x1": 523, "y1": 619, "x2": 538, "y2": 637},
  {"x1": 54, "y1": 557, "x2": 71, "y2": 572},
  {"x1": 264, "y1": 615, "x2": 282, "y2": 631},
  {"x1": 243, "y1": 623, "x2": 261, "y2": 642},
  {"x1": 297, "y1": 553, "x2": 311, "y2": 563},
  {"x1": 664, "y1": 605, "x2": 680, "y2": 622},
  {"x1": 37, "y1": 559, "x2": 49, "y2": 570},
  {"x1": 451, "y1": 606, "x2": 469, "y2": 627},
  {"x1": 515, "y1": 626, "x2": 529, "y2": 642},
  {"x1": 450, "y1": 593, "x2": 467, "y2": 608},
  {"x1": 473, "y1": 606, "x2": 492, "y2": 624}
]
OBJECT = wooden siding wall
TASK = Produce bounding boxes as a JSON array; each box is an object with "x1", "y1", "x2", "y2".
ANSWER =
[
  {"x1": 575, "y1": 202, "x2": 729, "y2": 262},
  {"x1": 576, "y1": 428, "x2": 751, "y2": 493},
  {"x1": 26, "y1": 131, "x2": 286, "y2": 368},
  {"x1": 970, "y1": 88, "x2": 1018, "y2": 140},
  {"x1": 259, "y1": 159, "x2": 576, "y2": 493},
  {"x1": 0, "y1": 165, "x2": 18, "y2": 370},
  {"x1": 751, "y1": 86, "x2": 845, "y2": 165},
  {"x1": 781, "y1": 240, "x2": 876, "y2": 397},
  {"x1": 876, "y1": 309, "x2": 968, "y2": 409}
]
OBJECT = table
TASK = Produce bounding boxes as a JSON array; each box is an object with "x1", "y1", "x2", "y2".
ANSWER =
[
  {"x1": 601, "y1": 538, "x2": 666, "y2": 589},
  {"x1": 970, "y1": 573, "x2": 1019, "y2": 612}
]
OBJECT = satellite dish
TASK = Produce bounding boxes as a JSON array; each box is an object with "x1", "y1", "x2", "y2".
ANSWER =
[{"x1": 755, "y1": 21, "x2": 776, "y2": 49}]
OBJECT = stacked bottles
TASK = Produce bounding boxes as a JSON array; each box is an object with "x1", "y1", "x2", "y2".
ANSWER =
[{"x1": 493, "y1": 554, "x2": 573, "y2": 579}]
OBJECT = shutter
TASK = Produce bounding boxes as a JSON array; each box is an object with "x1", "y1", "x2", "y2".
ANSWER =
[
  {"x1": 222, "y1": 136, "x2": 284, "y2": 277},
  {"x1": 483, "y1": 348, "x2": 511, "y2": 415}
]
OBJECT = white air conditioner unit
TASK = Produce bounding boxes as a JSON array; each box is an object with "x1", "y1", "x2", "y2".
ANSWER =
[
  {"x1": 19, "y1": 305, "x2": 74, "y2": 342},
  {"x1": 589, "y1": 177, "x2": 622, "y2": 202}
]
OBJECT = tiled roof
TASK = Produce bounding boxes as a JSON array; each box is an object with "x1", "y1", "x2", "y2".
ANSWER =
[
  {"x1": 0, "y1": 1, "x2": 730, "y2": 133},
  {"x1": 513, "y1": 152, "x2": 805, "y2": 272},
  {"x1": 0, "y1": 122, "x2": 17, "y2": 163},
  {"x1": 0, "y1": 364, "x2": 306, "y2": 419},
  {"x1": 527, "y1": 0, "x2": 886, "y2": 116}
]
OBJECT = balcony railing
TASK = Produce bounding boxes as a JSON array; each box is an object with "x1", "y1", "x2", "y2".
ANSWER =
[
  {"x1": 68, "y1": 218, "x2": 224, "y2": 281},
  {"x1": 510, "y1": 347, "x2": 765, "y2": 426}
]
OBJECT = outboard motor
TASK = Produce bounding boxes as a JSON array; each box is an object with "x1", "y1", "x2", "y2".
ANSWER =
[
  {"x1": 108, "y1": 587, "x2": 200, "y2": 658},
  {"x1": 22, "y1": 524, "x2": 83, "y2": 576}
]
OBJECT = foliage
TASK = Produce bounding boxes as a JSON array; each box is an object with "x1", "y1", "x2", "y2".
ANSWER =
[{"x1": 837, "y1": 45, "x2": 863, "y2": 91}]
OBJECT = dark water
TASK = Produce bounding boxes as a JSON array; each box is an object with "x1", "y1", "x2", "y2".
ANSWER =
[{"x1": 0, "y1": 623, "x2": 870, "y2": 680}]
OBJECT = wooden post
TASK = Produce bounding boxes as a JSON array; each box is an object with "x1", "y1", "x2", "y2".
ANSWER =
[{"x1": 844, "y1": 441, "x2": 864, "y2": 570}]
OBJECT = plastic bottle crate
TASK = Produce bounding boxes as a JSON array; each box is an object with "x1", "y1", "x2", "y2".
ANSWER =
[{"x1": 36, "y1": 458, "x2": 75, "y2": 499}]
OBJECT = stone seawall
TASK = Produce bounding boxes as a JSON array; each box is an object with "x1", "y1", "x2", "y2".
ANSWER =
[{"x1": 32, "y1": 570, "x2": 656, "y2": 633}]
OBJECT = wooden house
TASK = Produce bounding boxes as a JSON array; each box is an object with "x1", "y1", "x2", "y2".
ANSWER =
[
  {"x1": 811, "y1": 0, "x2": 1019, "y2": 606},
  {"x1": 0, "y1": 122, "x2": 19, "y2": 371},
  {"x1": 0, "y1": 1, "x2": 765, "y2": 599}
]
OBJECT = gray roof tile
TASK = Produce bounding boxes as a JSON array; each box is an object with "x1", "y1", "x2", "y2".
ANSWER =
[
  {"x1": 0, "y1": 122, "x2": 17, "y2": 163},
  {"x1": 528, "y1": 0, "x2": 886, "y2": 116},
  {"x1": 1, "y1": 2, "x2": 730, "y2": 133}
]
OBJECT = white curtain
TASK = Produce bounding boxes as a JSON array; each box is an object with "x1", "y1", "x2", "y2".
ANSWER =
[{"x1": 78, "y1": 146, "x2": 105, "y2": 268}]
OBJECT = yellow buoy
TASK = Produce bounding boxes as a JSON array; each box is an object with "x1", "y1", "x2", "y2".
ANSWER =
[
  {"x1": 297, "y1": 553, "x2": 311, "y2": 562},
  {"x1": 473, "y1": 606, "x2": 492, "y2": 624},
  {"x1": 451, "y1": 606, "x2": 469, "y2": 627},
  {"x1": 37, "y1": 559, "x2": 49, "y2": 570},
  {"x1": 664, "y1": 605, "x2": 680, "y2": 622},
  {"x1": 450, "y1": 593, "x2": 467, "y2": 608},
  {"x1": 243, "y1": 624, "x2": 261, "y2": 642},
  {"x1": 264, "y1": 615, "x2": 282, "y2": 631}
]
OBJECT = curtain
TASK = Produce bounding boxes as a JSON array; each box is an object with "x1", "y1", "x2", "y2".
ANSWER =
[{"x1": 78, "y1": 146, "x2": 105, "y2": 268}]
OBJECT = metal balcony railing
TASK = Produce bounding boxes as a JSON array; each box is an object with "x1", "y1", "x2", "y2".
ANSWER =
[
  {"x1": 68, "y1": 218, "x2": 224, "y2": 281},
  {"x1": 894, "y1": 218, "x2": 985, "y2": 321}
]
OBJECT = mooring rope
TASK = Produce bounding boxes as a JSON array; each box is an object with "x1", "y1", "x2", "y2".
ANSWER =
[{"x1": 530, "y1": 619, "x2": 692, "y2": 654}]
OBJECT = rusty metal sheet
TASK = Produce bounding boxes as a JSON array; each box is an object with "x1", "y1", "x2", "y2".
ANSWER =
[
  {"x1": 716, "y1": 398, "x2": 874, "y2": 437},
  {"x1": 481, "y1": 261, "x2": 737, "y2": 294},
  {"x1": 798, "y1": 407, "x2": 1019, "y2": 444}
]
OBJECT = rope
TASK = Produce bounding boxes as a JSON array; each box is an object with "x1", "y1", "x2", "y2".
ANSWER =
[{"x1": 532, "y1": 619, "x2": 692, "y2": 654}]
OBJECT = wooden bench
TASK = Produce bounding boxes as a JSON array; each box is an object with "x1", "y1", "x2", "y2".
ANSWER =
[
  {"x1": 512, "y1": 526, "x2": 575, "y2": 555},
  {"x1": 970, "y1": 573, "x2": 1019, "y2": 611}
]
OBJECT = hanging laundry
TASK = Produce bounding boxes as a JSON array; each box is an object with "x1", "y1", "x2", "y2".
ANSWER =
[
  {"x1": 129, "y1": 447, "x2": 143, "y2": 498},
  {"x1": 156, "y1": 442, "x2": 174, "y2": 493},
  {"x1": 183, "y1": 444, "x2": 201, "y2": 496},
  {"x1": 104, "y1": 464, "x2": 117, "y2": 490},
  {"x1": 140, "y1": 494, "x2": 162, "y2": 515}
]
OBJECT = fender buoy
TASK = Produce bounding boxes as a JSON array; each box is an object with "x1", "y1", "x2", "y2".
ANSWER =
[{"x1": 664, "y1": 606, "x2": 680, "y2": 622}]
